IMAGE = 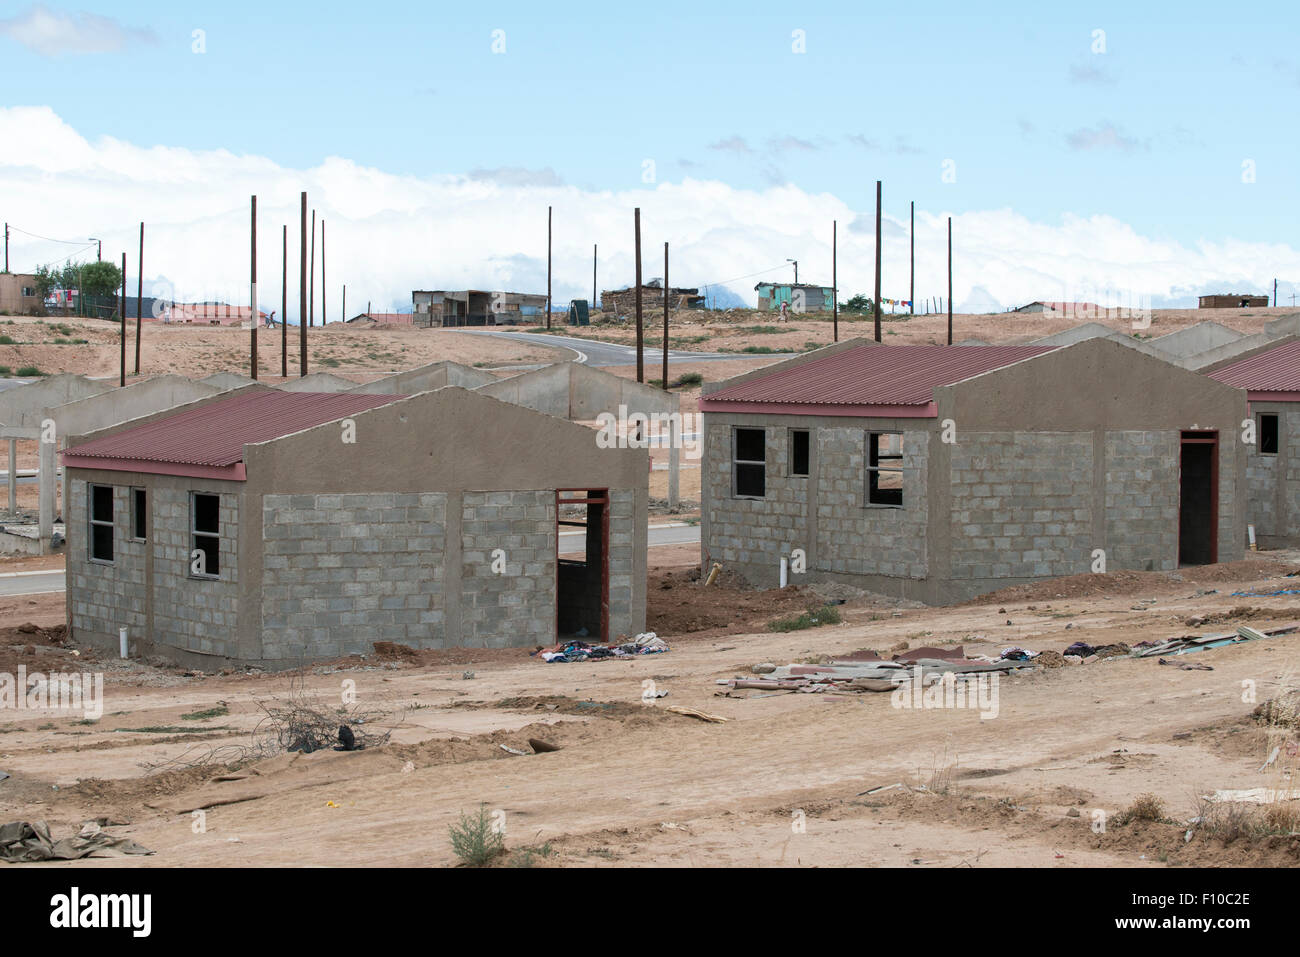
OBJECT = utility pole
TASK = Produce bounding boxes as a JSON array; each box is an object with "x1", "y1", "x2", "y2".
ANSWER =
[
  {"x1": 634, "y1": 207, "x2": 643, "y2": 383},
  {"x1": 342, "y1": 285, "x2": 346, "y2": 324},
  {"x1": 546, "y1": 205, "x2": 552, "y2": 329},
  {"x1": 947, "y1": 216, "x2": 953, "y2": 345},
  {"x1": 3, "y1": 223, "x2": 7, "y2": 272},
  {"x1": 320, "y1": 220, "x2": 326, "y2": 326},
  {"x1": 299, "y1": 192, "x2": 308, "y2": 375},
  {"x1": 662, "y1": 241, "x2": 669, "y2": 390},
  {"x1": 873, "y1": 180, "x2": 882, "y2": 342},
  {"x1": 308, "y1": 209, "x2": 315, "y2": 327},
  {"x1": 119, "y1": 252, "x2": 126, "y2": 386},
  {"x1": 281, "y1": 224, "x2": 287, "y2": 377},
  {"x1": 135, "y1": 223, "x2": 143, "y2": 374},
  {"x1": 592, "y1": 243, "x2": 597, "y2": 310},
  {"x1": 909, "y1": 200, "x2": 914, "y2": 315},
  {"x1": 832, "y1": 219, "x2": 838, "y2": 342},
  {"x1": 250, "y1": 196, "x2": 258, "y2": 380},
  {"x1": 1273, "y1": 277, "x2": 1278, "y2": 307}
]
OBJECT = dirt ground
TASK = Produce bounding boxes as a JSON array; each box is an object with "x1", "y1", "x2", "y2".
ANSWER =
[
  {"x1": 543, "y1": 304, "x2": 1300, "y2": 356},
  {"x1": 3, "y1": 549, "x2": 1300, "y2": 868},
  {"x1": 0, "y1": 316, "x2": 566, "y2": 382}
]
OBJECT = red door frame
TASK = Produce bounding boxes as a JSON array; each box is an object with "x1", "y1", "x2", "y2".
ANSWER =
[
  {"x1": 1179, "y1": 431, "x2": 1218, "y2": 565},
  {"x1": 555, "y1": 488, "x2": 610, "y2": 643}
]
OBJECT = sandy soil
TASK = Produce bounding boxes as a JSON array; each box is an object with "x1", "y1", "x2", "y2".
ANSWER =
[
  {"x1": 0, "y1": 317, "x2": 565, "y2": 381},
  {"x1": 541, "y1": 305, "x2": 1300, "y2": 357},
  {"x1": 3, "y1": 550, "x2": 1299, "y2": 868}
]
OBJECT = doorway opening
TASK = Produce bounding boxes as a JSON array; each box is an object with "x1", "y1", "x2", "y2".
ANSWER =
[
  {"x1": 1178, "y1": 431, "x2": 1218, "y2": 566},
  {"x1": 556, "y1": 489, "x2": 609, "y2": 642}
]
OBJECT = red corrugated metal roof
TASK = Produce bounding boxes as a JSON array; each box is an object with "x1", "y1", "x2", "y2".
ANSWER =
[
  {"x1": 1208, "y1": 340, "x2": 1300, "y2": 395},
  {"x1": 704, "y1": 344, "x2": 1057, "y2": 407},
  {"x1": 63, "y1": 390, "x2": 404, "y2": 467}
]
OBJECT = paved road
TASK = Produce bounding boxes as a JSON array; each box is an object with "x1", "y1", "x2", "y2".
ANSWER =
[
  {"x1": 458, "y1": 328, "x2": 792, "y2": 368},
  {"x1": 0, "y1": 379, "x2": 34, "y2": 393},
  {"x1": 0, "y1": 525, "x2": 701, "y2": 596},
  {"x1": 0, "y1": 570, "x2": 65, "y2": 596}
]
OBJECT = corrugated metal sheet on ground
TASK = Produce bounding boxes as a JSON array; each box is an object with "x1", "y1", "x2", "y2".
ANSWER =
[
  {"x1": 705, "y1": 344, "x2": 1057, "y2": 407},
  {"x1": 63, "y1": 390, "x2": 405, "y2": 467}
]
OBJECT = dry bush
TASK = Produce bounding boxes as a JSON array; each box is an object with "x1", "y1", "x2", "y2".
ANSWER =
[{"x1": 1119, "y1": 793, "x2": 1167, "y2": 824}]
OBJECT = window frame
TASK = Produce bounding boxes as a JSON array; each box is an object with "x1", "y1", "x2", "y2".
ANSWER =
[
  {"x1": 1259, "y1": 413, "x2": 1280, "y2": 456},
  {"x1": 129, "y1": 487, "x2": 147, "y2": 541},
  {"x1": 732, "y1": 427, "x2": 767, "y2": 499},
  {"x1": 88, "y1": 483, "x2": 115, "y2": 564},
  {"x1": 189, "y1": 491, "x2": 222, "y2": 579},
  {"x1": 865, "y1": 431, "x2": 905, "y2": 508},
  {"x1": 789, "y1": 429, "x2": 810, "y2": 477}
]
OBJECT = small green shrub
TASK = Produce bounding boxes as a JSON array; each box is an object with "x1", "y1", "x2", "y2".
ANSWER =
[
  {"x1": 448, "y1": 804, "x2": 505, "y2": 867},
  {"x1": 768, "y1": 604, "x2": 843, "y2": 633}
]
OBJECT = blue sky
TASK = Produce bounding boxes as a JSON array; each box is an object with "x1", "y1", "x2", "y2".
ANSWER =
[{"x1": 2, "y1": 1, "x2": 1298, "y2": 316}]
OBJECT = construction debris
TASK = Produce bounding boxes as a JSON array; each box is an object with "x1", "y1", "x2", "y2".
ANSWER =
[
  {"x1": 666, "y1": 706, "x2": 729, "y2": 723},
  {"x1": 0, "y1": 820, "x2": 153, "y2": 863},
  {"x1": 1134, "y1": 623, "x2": 1298, "y2": 658},
  {"x1": 534, "y1": 632, "x2": 667, "y2": 663}
]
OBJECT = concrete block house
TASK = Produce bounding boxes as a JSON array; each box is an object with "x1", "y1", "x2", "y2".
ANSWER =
[
  {"x1": 61, "y1": 385, "x2": 647, "y2": 668},
  {"x1": 1207, "y1": 339, "x2": 1300, "y2": 546},
  {"x1": 699, "y1": 338, "x2": 1248, "y2": 604}
]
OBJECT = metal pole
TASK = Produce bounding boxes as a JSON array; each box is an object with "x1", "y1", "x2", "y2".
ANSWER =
[
  {"x1": 299, "y1": 192, "x2": 308, "y2": 374},
  {"x1": 662, "y1": 242, "x2": 669, "y2": 390},
  {"x1": 909, "y1": 200, "x2": 914, "y2": 315},
  {"x1": 3, "y1": 223, "x2": 7, "y2": 272},
  {"x1": 320, "y1": 219, "x2": 326, "y2": 326},
  {"x1": 119, "y1": 252, "x2": 126, "y2": 386},
  {"x1": 634, "y1": 207, "x2": 643, "y2": 383},
  {"x1": 873, "y1": 180, "x2": 882, "y2": 342},
  {"x1": 947, "y1": 216, "x2": 953, "y2": 346},
  {"x1": 546, "y1": 206, "x2": 552, "y2": 329},
  {"x1": 250, "y1": 195, "x2": 258, "y2": 379},
  {"x1": 135, "y1": 222, "x2": 143, "y2": 374},
  {"x1": 281, "y1": 224, "x2": 287, "y2": 377},
  {"x1": 342, "y1": 284, "x2": 346, "y2": 324},
  {"x1": 308, "y1": 209, "x2": 315, "y2": 327},
  {"x1": 592, "y1": 243, "x2": 597, "y2": 311},
  {"x1": 832, "y1": 219, "x2": 838, "y2": 342}
]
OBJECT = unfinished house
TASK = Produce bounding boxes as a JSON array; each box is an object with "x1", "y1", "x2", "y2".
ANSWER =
[
  {"x1": 411, "y1": 290, "x2": 547, "y2": 327},
  {"x1": 1207, "y1": 339, "x2": 1300, "y2": 546},
  {"x1": 1, "y1": 374, "x2": 221, "y2": 554},
  {"x1": 60, "y1": 386, "x2": 647, "y2": 668},
  {"x1": 600, "y1": 281, "x2": 705, "y2": 317},
  {"x1": 699, "y1": 338, "x2": 1247, "y2": 604}
]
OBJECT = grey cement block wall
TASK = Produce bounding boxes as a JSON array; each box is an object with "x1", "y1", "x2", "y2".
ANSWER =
[
  {"x1": 66, "y1": 480, "x2": 147, "y2": 648},
  {"x1": 260, "y1": 493, "x2": 447, "y2": 659},
  {"x1": 150, "y1": 487, "x2": 240, "y2": 659},
  {"x1": 817, "y1": 427, "x2": 928, "y2": 578},
  {"x1": 460, "y1": 490, "x2": 555, "y2": 647},
  {"x1": 1104, "y1": 431, "x2": 1180, "y2": 571},
  {"x1": 702, "y1": 422, "x2": 810, "y2": 584},
  {"x1": 608, "y1": 488, "x2": 638, "y2": 636},
  {"x1": 949, "y1": 432, "x2": 1093, "y2": 580},
  {"x1": 1244, "y1": 405, "x2": 1300, "y2": 545}
]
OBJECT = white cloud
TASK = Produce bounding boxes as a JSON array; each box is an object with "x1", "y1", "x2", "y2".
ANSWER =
[
  {"x1": 1066, "y1": 122, "x2": 1142, "y2": 152},
  {"x1": 0, "y1": 106, "x2": 1296, "y2": 320},
  {"x1": 0, "y1": 5, "x2": 157, "y2": 56}
]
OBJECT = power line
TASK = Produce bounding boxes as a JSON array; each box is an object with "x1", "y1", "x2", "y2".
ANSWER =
[{"x1": 7, "y1": 225, "x2": 96, "y2": 246}]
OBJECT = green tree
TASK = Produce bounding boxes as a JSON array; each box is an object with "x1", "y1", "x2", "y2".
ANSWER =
[
  {"x1": 840, "y1": 294, "x2": 874, "y2": 314},
  {"x1": 37, "y1": 259, "x2": 122, "y2": 298}
]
